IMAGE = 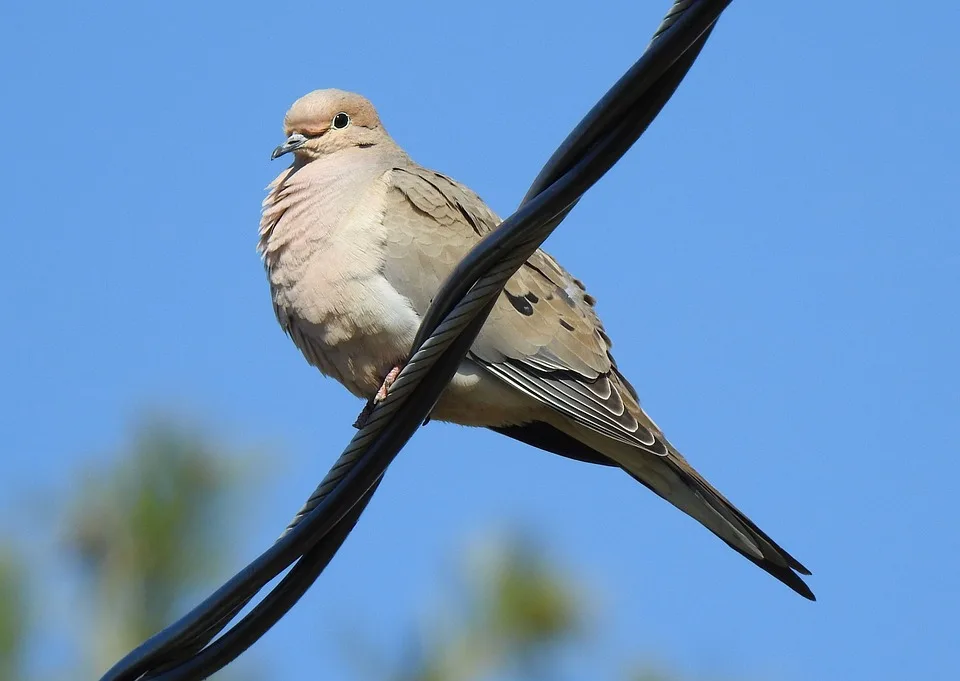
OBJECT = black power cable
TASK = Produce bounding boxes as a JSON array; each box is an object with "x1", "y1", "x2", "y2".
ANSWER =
[{"x1": 99, "y1": 2, "x2": 733, "y2": 678}]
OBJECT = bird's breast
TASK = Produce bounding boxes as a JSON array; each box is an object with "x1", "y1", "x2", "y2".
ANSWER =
[{"x1": 261, "y1": 163, "x2": 421, "y2": 398}]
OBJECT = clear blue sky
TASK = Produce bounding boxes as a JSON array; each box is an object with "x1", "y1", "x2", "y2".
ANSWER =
[{"x1": 2, "y1": 1, "x2": 958, "y2": 679}]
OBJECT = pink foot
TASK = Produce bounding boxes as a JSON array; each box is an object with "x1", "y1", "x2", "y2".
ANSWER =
[
  {"x1": 374, "y1": 365, "x2": 402, "y2": 404},
  {"x1": 353, "y1": 364, "x2": 403, "y2": 429}
]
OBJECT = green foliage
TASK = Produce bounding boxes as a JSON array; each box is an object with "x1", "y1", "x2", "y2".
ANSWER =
[
  {"x1": 0, "y1": 546, "x2": 27, "y2": 681},
  {"x1": 66, "y1": 420, "x2": 235, "y2": 650},
  {"x1": 350, "y1": 534, "x2": 722, "y2": 681},
  {"x1": 62, "y1": 419, "x2": 243, "y2": 673},
  {"x1": 481, "y1": 540, "x2": 581, "y2": 652},
  {"x1": 356, "y1": 535, "x2": 585, "y2": 681}
]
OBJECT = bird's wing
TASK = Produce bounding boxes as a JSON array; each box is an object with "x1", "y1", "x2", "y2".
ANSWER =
[{"x1": 383, "y1": 165, "x2": 664, "y2": 450}]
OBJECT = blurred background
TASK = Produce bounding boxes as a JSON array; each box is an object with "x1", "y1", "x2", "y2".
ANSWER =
[{"x1": 1, "y1": 1, "x2": 958, "y2": 680}]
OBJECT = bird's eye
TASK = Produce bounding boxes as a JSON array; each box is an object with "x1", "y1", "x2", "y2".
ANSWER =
[{"x1": 332, "y1": 112, "x2": 350, "y2": 129}]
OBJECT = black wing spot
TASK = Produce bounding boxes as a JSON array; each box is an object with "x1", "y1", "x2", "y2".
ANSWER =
[
  {"x1": 559, "y1": 319, "x2": 575, "y2": 331},
  {"x1": 525, "y1": 292, "x2": 539, "y2": 303},
  {"x1": 505, "y1": 290, "x2": 534, "y2": 316}
]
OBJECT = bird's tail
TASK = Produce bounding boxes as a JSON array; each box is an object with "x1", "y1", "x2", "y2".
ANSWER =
[{"x1": 560, "y1": 421, "x2": 815, "y2": 600}]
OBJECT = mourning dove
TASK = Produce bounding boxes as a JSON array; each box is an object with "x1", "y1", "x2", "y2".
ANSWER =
[{"x1": 259, "y1": 89, "x2": 814, "y2": 600}]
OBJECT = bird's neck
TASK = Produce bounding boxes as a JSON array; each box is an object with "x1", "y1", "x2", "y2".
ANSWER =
[{"x1": 258, "y1": 146, "x2": 399, "y2": 270}]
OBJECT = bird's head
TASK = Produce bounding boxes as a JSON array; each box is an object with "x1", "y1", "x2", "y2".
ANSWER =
[{"x1": 271, "y1": 89, "x2": 386, "y2": 162}]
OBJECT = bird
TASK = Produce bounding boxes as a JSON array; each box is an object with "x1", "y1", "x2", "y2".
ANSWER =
[{"x1": 259, "y1": 88, "x2": 814, "y2": 600}]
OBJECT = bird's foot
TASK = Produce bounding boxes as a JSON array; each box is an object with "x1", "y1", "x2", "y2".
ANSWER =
[
  {"x1": 375, "y1": 365, "x2": 402, "y2": 403},
  {"x1": 352, "y1": 364, "x2": 403, "y2": 429}
]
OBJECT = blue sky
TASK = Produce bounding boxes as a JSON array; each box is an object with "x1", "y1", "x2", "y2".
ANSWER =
[{"x1": 1, "y1": 1, "x2": 958, "y2": 679}]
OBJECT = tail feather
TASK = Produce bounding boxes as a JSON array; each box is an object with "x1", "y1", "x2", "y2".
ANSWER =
[
  {"x1": 523, "y1": 418, "x2": 815, "y2": 600},
  {"x1": 623, "y1": 467, "x2": 815, "y2": 600}
]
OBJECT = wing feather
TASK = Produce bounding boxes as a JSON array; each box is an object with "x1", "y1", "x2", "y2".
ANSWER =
[{"x1": 382, "y1": 165, "x2": 664, "y2": 450}]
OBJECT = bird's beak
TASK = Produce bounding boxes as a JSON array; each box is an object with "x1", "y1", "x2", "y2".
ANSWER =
[{"x1": 271, "y1": 133, "x2": 308, "y2": 160}]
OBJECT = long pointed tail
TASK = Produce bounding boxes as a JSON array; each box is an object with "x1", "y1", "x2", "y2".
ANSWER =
[
  {"x1": 543, "y1": 420, "x2": 815, "y2": 600},
  {"x1": 622, "y1": 454, "x2": 815, "y2": 600}
]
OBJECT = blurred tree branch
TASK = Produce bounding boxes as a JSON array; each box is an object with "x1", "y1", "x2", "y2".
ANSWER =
[{"x1": 62, "y1": 417, "x2": 257, "y2": 678}]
